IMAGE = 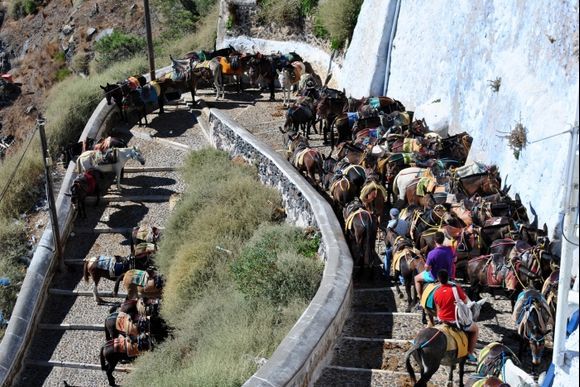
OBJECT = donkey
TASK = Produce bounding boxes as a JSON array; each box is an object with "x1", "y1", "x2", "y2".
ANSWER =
[{"x1": 67, "y1": 169, "x2": 101, "y2": 218}]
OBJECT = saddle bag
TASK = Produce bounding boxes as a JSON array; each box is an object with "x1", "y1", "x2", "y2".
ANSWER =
[{"x1": 452, "y1": 285, "x2": 473, "y2": 329}]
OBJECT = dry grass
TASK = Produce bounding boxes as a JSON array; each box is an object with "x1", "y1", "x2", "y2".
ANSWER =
[
  {"x1": 316, "y1": 0, "x2": 363, "y2": 49},
  {"x1": 508, "y1": 120, "x2": 528, "y2": 159},
  {"x1": 127, "y1": 148, "x2": 318, "y2": 386}
]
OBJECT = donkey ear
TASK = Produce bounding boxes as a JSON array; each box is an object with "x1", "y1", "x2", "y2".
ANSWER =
[
  {"x1": 543, "y1": 223, "x2": 548, "y2": 234},
  {"x1": 100, "y1": 85, "x2": 106, "y2": 90}
]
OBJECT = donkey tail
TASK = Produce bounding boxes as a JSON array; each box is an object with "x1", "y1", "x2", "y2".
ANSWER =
[
  {"x1": 405, "y1": 343, "x2": 420, "y2": 384},
  {"x1": 83, "y1": 258, "x2": 90, "y2": 282}
]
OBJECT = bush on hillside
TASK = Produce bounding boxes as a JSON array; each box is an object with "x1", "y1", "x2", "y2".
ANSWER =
[
  {"x1": 155, "y1": 148, "x2": 282, "y2": 317},
  {"x1": 231, "y1": 224, "x2": 323, "y2": 304},
  {"x1": 316, "y1": 0, "x2": 363, "y2": 49},
  {"x1": 258, "y1": 0, "x2": 302, "y2": 26},
  {"x1": 93, "y1": 31, "x2": 146, "y2": 73},
  {"x1": 0, "y1": 219, "x2": 29, "y2": 339},
  {"x1": 8, "y1": 0, "x2": 41, "y2": 19},
  {"x1": 154, "y1": 0, "x2": 217, "y2": 37}
]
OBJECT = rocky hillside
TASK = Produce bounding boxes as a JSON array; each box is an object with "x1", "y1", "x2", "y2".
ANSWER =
[{"x1": 0, "y1": 0, "x2": 161, "y2": 148}]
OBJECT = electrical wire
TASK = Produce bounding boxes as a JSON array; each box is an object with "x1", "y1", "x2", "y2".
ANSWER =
[{"x1": 0, "y1": 126, "x2": 38, "y2": 206}]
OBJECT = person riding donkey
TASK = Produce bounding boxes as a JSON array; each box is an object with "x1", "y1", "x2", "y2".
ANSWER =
[
  {"x1": 433, "y1": 269, "x2": 480, "y2": 363},
  {"x1": 415, "y1": 231, "x2": 455, "y2": 302},
  {"x1": 383, "y1": 207, "x2": 410, "y2": 283}
]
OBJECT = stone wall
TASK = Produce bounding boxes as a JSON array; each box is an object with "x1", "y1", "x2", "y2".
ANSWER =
[{"x1": 197, "y1": 106, "x2": 354, "y2": 387}]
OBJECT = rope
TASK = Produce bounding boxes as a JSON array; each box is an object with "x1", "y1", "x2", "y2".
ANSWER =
[
  {"x1": 419, "y1": 329, "x2": 442, "y2": 349},
  {"x1": 0, "y1": 125, "x2": 38, "y2": 206}
]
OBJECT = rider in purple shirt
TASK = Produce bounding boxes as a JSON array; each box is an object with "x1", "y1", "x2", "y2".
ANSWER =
[{"x1": 415, "y1": 231, "x2": 454, "y2": 301}]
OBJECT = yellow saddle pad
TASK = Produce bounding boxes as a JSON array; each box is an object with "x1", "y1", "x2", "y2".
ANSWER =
[
  {"x1": 345, "y1": 208, "x2": 365, "y2": 231},
  {"x1": 416, "y1": 176, "x2": 437, "y2": 196},
  {"x1": 420, "y1": 282, "x2": 440, "y2": 310},
  {"x1": 391, "y1": 247, "x2": 421, "y2": 275},
  {"x1": 435, "y1": 324, "x2": 469, "y2": 358},
  {"x1": 403, "y1": 138, "x2": 422, "y2": 153},
  {"x1": 195, "y1": 60, "x2": 212, "y2": 69},
  {"x1": 294, "y1": 148, "x2": 311, "y2": 168},
  {"x1": 330, "y1": 178, "x2": 350, "y2": 196},
  {"x1": 360, "y1": 181, "x2": 388, "y2": 202}
]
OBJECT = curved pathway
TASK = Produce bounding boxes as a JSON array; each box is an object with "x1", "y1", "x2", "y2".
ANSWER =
[{"x1": 14, "y1": 99, "x2": 207, "y2": 386}]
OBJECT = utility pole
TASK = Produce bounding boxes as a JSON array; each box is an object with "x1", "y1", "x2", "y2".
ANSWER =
[
  {"x1": 38, "y1": 117, "x2": 64, "y2": 272},
  {"x1": 143, "y1": 0, "x2": 156, "y2": 81}
]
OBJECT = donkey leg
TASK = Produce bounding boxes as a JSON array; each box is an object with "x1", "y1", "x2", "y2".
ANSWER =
[
  {"x1": 106, "y1": 358, "x2": 118, "y2": 386},
  {"x1": 447, "y1": 364, "x2": 455, "y2": 386},
  {"x1": 458, "y1": 360, "x2": 466, "y2": 387},
  {"x1": 94, "y1": 278, "x2": 103, "y2": 304},
  {"x1": 405, "y1": 278, "x2": 414, "y2": 312}
]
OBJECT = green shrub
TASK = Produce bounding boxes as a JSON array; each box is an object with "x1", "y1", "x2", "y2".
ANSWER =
[
  {"x1": 128, "y1": 285, "x2": 307, "y2": 386},
  {"x1": 156, "y1": 149, "x2": 282, "y2": 317},
  {"x1": 258, "y1": 0, "x2": 301, "y2": 26},
  {"x1": 316, "y1": 0, "x2": 363, "y2": 49},
  {"x1": 231, "y1": 224, "x2": 323, "y2": 304},
  {"x1": 299, "y1": 0, "x2": 318, "y2": 15},
  {"x1": 128, "y1": 150, "x2": 319, "y2": 386},
  {"x1": 93, "y1": 31, "x2": 146, "y2": 73},
  {"x1": 0, "y1": 219, "x2": 29, "y2": 339},
  {"x1": 53, "y1": 51, "x2": 66, "y2": 64},
  {"x1": 0, "y1": 141, "x2": 43, "y2": 218},
  {"x1": 54, "y1": 68, "x2": 71, "y2": 82},
  {"x1": 8, "y1": 0, "x2": 40, "y2": 19}
]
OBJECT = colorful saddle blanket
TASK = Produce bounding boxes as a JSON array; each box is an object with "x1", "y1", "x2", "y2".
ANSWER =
[
  {"x1": 420, "y1": 282, "x2": 440, "y2": 311},
  {"x1": 455, "y1": 161, "x2": 488, "y2": 179},
  {"x1": 138, "y1": 81, "x2": 160, "y2": 104},
  {"x1": 113, "y1": 336, "x2": 140, "y2": 357},
  {"x1": 368, "y1": 97, "x2": 381, "y2": 110},
  {"x1": 94, "y1": 255, "x2": 112, "y2": 271},
  {"x1": 391, "y1": 246, "x2": 422, "y2": 276},
  {"x1": 402, "y1": 138, "x2": 423, "y2": 153},
  {"x1": 134, "y1": 242, "x2": 156, "y2": 259},
  {"x1": 347, "y1": 112, "x2": 359, "y2": 127},
  {"x1": 416, "y1": 177, "x2": 437, "y2": 196},
  {"x1": 131, "y1": 270, "x2": 149, "y2": 287},
  {"x1": 133, "y1": 225, "x2": 160, "y2": 244},
  {"x1": 115, "y1": 312, "x2": 136, "y2": 336},
  {"x1": 435, "y1": 323, "x2": 469, "y2": 358}
]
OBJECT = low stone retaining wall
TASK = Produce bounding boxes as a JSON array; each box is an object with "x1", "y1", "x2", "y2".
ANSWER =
[{"x1": 198, "y1": 106, "x2": 353, "y2": 386}]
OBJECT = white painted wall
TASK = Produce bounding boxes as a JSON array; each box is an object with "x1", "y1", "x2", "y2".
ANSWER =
[
  {"x1": 386, "y1": 0, "x2": 579, "y2": 234},
  {"x1": 338, "y1": 0, "x2": 397, "y2": 98}
]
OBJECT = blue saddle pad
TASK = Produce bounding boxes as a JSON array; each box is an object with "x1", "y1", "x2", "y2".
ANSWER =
[{"x1": 347, "y1": 112, "x2": 359, "y2": 127}]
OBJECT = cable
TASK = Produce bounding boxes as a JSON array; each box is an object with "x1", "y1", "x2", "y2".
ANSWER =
[
  {"x1": 562, "y1": 231, "x2": 580, "y2": 247},
  {"x1": 0, "y1": 126, "x2": 38, "y2": 206}
]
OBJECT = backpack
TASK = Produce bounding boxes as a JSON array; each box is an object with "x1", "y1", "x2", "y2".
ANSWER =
[{"x1": 452, "y1": 285, "x2": 473, "y2": 329}]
